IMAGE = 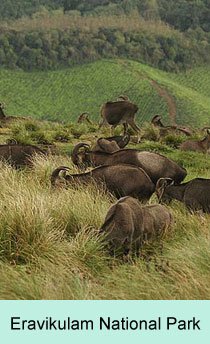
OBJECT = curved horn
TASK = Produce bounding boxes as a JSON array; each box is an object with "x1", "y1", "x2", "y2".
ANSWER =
[
  {"x1": 51, "y1": 166, "x2": 71, "y2": 186},
  {"x1": 118, "y1": 133, "x2": 130, "y2": 148},
  {"x1": 176, "y1": 127, "x2": 192, "y2": 136},
  {"x1": 156, "y1": 177, "x2": 174, "y2": 189},
  {"x1": 6, "y1": 138, "x2": 17, "y2": 145},
  {"x1": 71, "y1": 143, "x2": 90, "y2": 166},
  {"x1": 151, "y1": 114, "x2": 161, "y2": 122},
  {"x1": 201, "y1": 126, "x2": 210, "y2": 131},
  {"x1": 118, "y1": 95, "x2": 129, "y2": 101},
  {"x1": 156, "y1": 178, "x2": 174, "y2": 202},
  {"x1": 77, "y1": 112, "x2": 89, "y2": 123}
]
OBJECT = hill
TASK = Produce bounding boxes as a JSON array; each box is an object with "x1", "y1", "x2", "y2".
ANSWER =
[
  {"x1": 0, "y1": 59, "x2": 210, "y2": 127},
  {"x1": 0, "y1": 1, "x2": 210, "y2": 72}
]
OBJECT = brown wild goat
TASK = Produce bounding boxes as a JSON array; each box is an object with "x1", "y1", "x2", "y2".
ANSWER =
[
  {"x1": 51, "y1": 164, "x2": 155, "y2": 202},
  {"x1": 156, "y1": 177, "x2": 210, "y2": 213},
  {"x1": 92, "y1": 134, "x2": 130, "y2": 153},
  {"x1": 71, "y1": 143, "x2": 187, "y2": 184},
  {"x1": 0, "y1": 144, "x2": 46, "y2": 167},
  {"x1": 0, "y1": 102, "x2": 28, "y2": 123},
  {"x1": 180, "y1": 130, "x2": 210, "y2": 153},
  {"x1": 99, "y1": 196, "x2": 173, "y2": 256},
  {"x1": 77, "y1": 112, "x2": 92, "y2": 124},
  {"x1": 99, "y1": 97, "x2": 140, "y2": 141},
  {"x1": 151, "y1": 115, "x2": 192, "y2": 136}
]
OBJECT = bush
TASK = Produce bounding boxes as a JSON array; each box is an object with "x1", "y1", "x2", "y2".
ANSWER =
[
  {"x1": 161, "y1": 133, "x2": 186, "y2": 148},
  {"x1": 141, "y1": 123, "x2": 160, "y2": 141}
]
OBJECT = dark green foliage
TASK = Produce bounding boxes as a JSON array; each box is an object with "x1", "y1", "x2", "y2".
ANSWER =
[
  {"x1": 0, "y1": 27, "x2": 208, "y2": 72},
  {"x1": 0, "y1": 1, "x2": 210, "y2": 71}
]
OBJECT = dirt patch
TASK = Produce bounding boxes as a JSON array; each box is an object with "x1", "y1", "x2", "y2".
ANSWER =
[
  {"x1": 150, "y1": 80, "x2": 177, "y2": 125},
  {"x1": 116, "y1": 60, "x2": 177, "y2": 125}
]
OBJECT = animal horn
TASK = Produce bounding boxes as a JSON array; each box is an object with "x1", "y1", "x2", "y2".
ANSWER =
[
  {"x1": 156, "y1": 178, "x2": 174, "y2": 202},
  {"x1": 121, "y1": 133, "x2": 130, "y2": 147},
  {"x1": 71, "y1": 143, "x2": 90, "y2": 166},
  {"x1": 6, "y1": 138, "x2": 17, "y2": 145},
  {"x1": 201, "y1": 126, "x2": 210, "y2": 131},
  {"x1": 152, "y1": 114, "x2": 162, "y2": 122},
  {"x1": 156, "y1": 178, "x2": 174, "y2": 188},
  {"x1": 118, "y1": 95, "x2": 129, "y2": 101},
  {"x1": 51, "y1": 166, "x2": 71, "y2": 186},
  {"x1": 77, "y1": 112, "x2": 89, "y2": 123}
]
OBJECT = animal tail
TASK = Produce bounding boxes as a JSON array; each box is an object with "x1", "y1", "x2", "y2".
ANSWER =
[{"x1": 51, "y1": 166, "x2": 71, "y2": 186}]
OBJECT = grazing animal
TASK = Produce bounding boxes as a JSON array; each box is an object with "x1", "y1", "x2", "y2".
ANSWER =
[
  {"x1": 99, "y1": 196, "x2": 173, "y2": 256},
  {"x1": 0, "y1": 103, "x2": 6, "y2": 119},
  {"x1": 180, "y1": 130, "x2": 210, "y2": 153},
  {"x1": 77, "y1": 112, "x2": 92, "y2": 124},
  {"x1": 0, "y1": 102, "x2": 28, "y2": 123},
  {"x1": 151, "y1": 115, "x2": 192, "y2": 136},
  {"x1": 156, "y1": 177, "x2": 210, "y2": 212},
  {"x1": 51, "y1": 164, "x2": 155, "y2": 201},
  {"x1": 71, "y1": 143, "x2": 187, "y2": 184},
  {"x1": 5, "y1": 139, "x2": 56, "y2": 154},
  {"x1": 92, "y1": 134, "x2": 130, "y2": 153},
  {"x1": 0, "y1": 144, "x2": 45, "y2": 167},
  {"x1": 99, "y1": 97, "x2": 140, "y2": 141}
]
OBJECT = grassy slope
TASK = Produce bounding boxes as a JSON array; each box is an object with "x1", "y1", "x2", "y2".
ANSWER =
[
  {"x1": 0, "y1": 143, "x2": 210, "y2": 300},
  {"x1": 0, "y1": 118, "x2": 209, "y2": 299},
  {"x1": 0, "y1": 59, "x2": 210, "y2": 126}
]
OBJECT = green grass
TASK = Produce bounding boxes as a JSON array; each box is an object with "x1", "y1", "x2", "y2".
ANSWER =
[{"x1": 0, "y1": 59, "x2": 210, "y2": 127}]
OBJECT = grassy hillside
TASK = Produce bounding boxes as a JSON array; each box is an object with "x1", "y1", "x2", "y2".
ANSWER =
[{"x1": 0, "y1": 59, "x2": 210, "y2": 126}]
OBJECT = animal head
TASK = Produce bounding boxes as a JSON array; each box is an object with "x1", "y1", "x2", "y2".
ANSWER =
[
  {"x1": 6, "y1": 138, "x2": 17, "y2": 145},
  {"x1": 96, "y1": 138, "x2": 120, "y2": 153},
  {"x1": 77, "y1": 112, "x2": 91, "y2": 124},
  {"x1": 151, "y1": 114, "x2": 164, "y2": 127},
  {"x1": 117, "y1": 133, "x2": 130, "y2": 148},
  {"x1": 155, "y1": 178, "x2": 174, "y2": 203},
  {"x1": 117, "y1": 95, "x2": 130, "y2": 101},
  {"x1": 201, "y1": 129, "x2": 210, "y2": 149},
  {"x1": 0, "y1": 102, "x2": 6, "y2": 118},
  {"x1": 71, "y1": 142, "x2": 91, "y2": 168},
  {"x1": 51, "y1": 166, "x2": 71, "y2": 187}
]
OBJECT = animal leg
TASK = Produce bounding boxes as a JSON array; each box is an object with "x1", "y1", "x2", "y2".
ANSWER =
[
  {"x1": 111, "y1": 124, "x2": 117, "y2": 136},
  {"x1": 99, "y1": 118, "x2": 107, "y2": 129},
  {"x1": 135, "y1": 237, "x2": 143, "y2": 257},
  {"x1": 122, "y1": 237, "x2": 131, "y2": 258},
  {"x1": 128, "y1": 120, "x2": 141, "y2": 143},
  {"x1": 123, "y1": 122, "x2": 128, "y2": 135}
]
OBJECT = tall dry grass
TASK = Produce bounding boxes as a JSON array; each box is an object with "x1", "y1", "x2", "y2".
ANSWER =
[{"x1": 0, "y1": 149, "x2": 209, "y2": 299}]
